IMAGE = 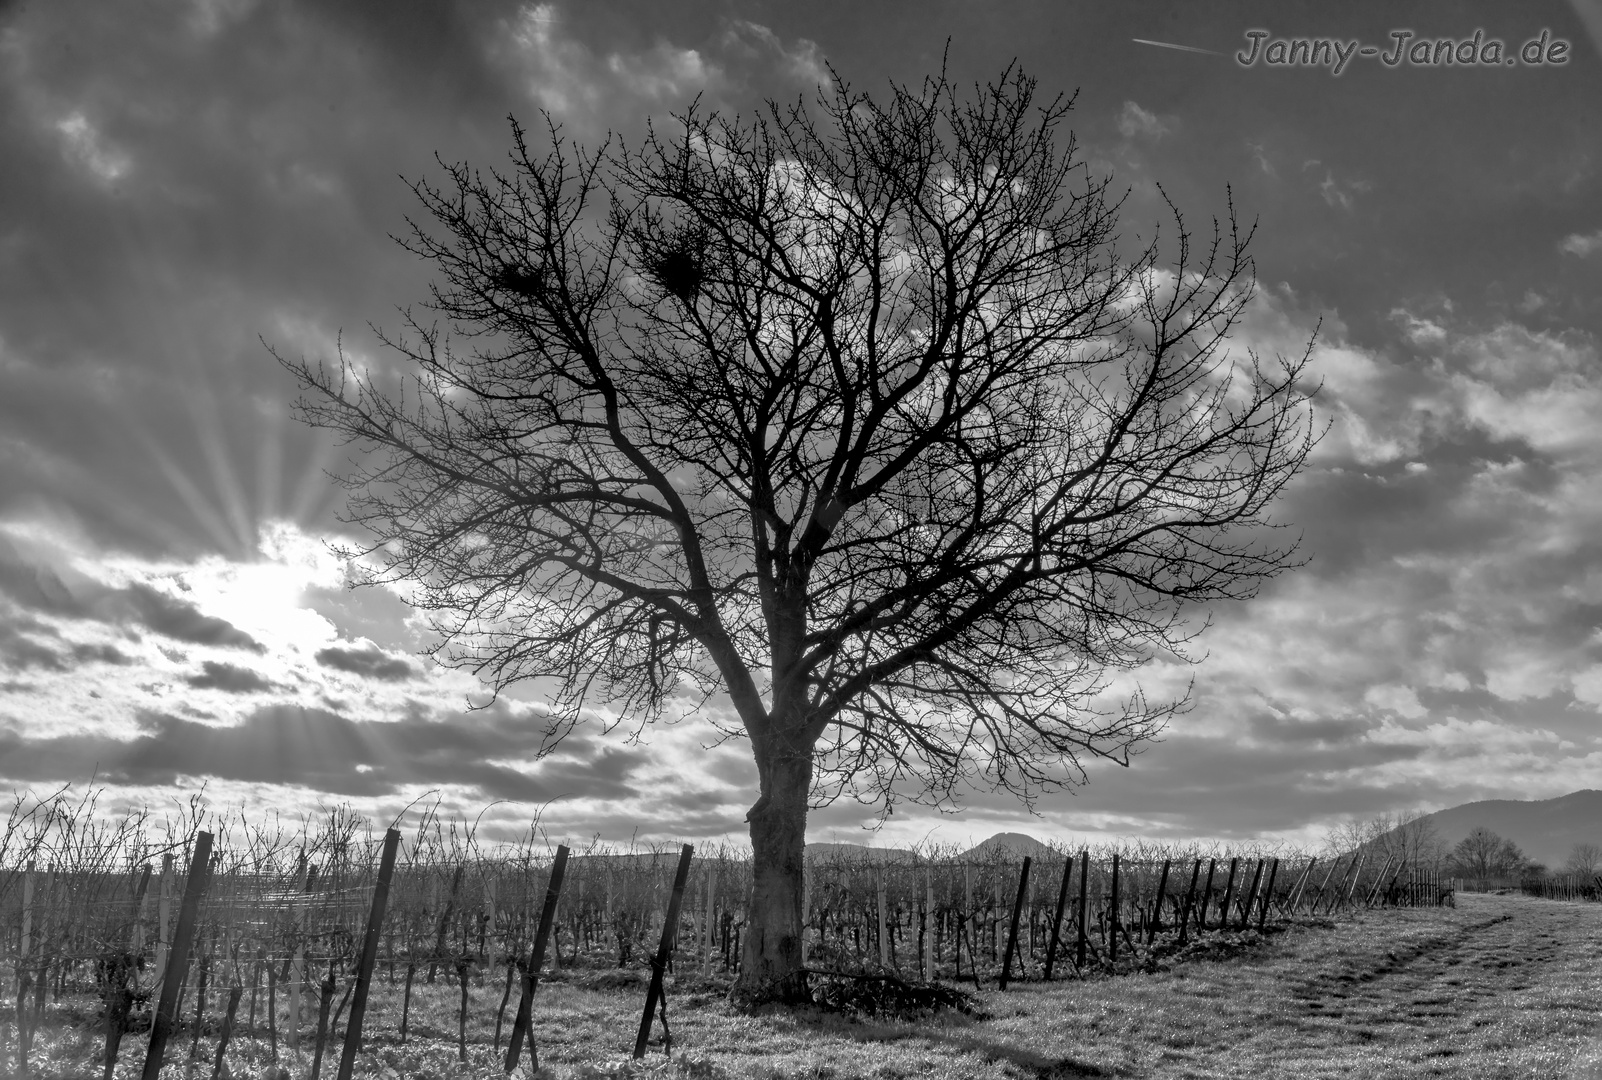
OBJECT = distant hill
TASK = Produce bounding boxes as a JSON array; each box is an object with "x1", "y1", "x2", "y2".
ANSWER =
[
  {"x1": 804, "y1": 841, "x2": 915, "y2": 865},
  {"x1": 1419, "y1": 790, "x2": 1602, "y2": 869},
  {"x1": 961, "y1": 832, "x2": 1056, "y2": 861},
  {"x1": 803, "y1": 831, "x2": 1058, "y2": 865}
]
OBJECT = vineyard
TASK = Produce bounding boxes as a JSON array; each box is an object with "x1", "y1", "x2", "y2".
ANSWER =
[{"x1": 0, "y1": 790, "x2": 1471, "y2": 1078}]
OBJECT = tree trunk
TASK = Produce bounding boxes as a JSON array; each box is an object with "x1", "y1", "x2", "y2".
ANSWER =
[{"x1": 736, "y1": 752, "x2": 811, "y2": 1002}]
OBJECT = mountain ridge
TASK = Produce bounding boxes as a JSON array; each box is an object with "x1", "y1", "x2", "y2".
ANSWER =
[{"x1": 1414, "y1": 789, "x2": 1602, "y2": 869}]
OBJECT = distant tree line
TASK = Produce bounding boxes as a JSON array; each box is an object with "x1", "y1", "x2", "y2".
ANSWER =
[{"x1": 1326, "y1": 811, "x2": 1601, "y2": 882}]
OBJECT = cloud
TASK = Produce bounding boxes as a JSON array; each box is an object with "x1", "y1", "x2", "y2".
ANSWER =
[
  {"x1": 1363, "y1": 684, "x2": 1428, "y2": 719},
  {"x1": 1560, "y1": 228, "x2": 1602, "y2": 257},
  {"x1": 122, "y1": 583, "x2": 265, "y2": 652},
  {"x1": 55, "y1": 112, "x2": 130, "y2": 183},
  {"x1": 1392, "y1": 309, "x2": 1447, "y2": 346},
  {"x1": 607, "y1": 44, "x2": 715, "y2": 101},
  {"x1": 0, "y1": 535, "x2": 265, "y2": 652},
  {"x1": 0, "y1": 624, "x2": 71, "y2": 672},
  {"x1": 1316, "y1": 170, "x2": 1372, "y2": 211},
  {"x1": 0, "y1": 701, "x2": 648, "y2": 802},
  {"x1": 314, "y1": 642, "x2": 417, "y2": 682},
  {"x1": 185, "y1": 660, "x2": 276, "y2": 693},
  {"x1": 1117, "y1": 100, "x2": 1170, "y2": 140},
  {"x1": 722, "y1": 21, "x2": 829, "y2": 86}
]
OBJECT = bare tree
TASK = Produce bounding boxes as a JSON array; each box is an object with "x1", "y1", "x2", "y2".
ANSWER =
[
  {"x1": 277, "y1": 65, "x2": 1319, "y2": 999},
  {"x1": 1336, "y1": 809, "x2": 1444, "y2": 869},
  {"x1": 1563, "y1": 842, "x2": 1602, "y2": 877},
  {"x1": 1448, "y1": 826, "x2": 1530, "y2": 879}
]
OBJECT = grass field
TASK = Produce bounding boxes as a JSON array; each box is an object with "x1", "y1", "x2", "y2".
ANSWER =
[{"x1": 22, "y1": 892, "x2": 1602, "y2": 1078}]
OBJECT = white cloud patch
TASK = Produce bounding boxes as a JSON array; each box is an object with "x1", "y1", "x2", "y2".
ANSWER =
[
  {"x1": 1234, "y1": 288, "x2": 1424, "y2": 466},
  {"x1": 1559, "y1": 228, "x2": 1602, "y2": 257},
  {"x1": 1313, "y1": 169, "x2": 1372, "y2": 212},
  {"x1": 606, "y1": 43, "x2": 715, "y2": 100},
  {"x1": 1392, "y1": 309, "x2": 1447, "y2": 347},
  {"x1": 56, "y1": 112, "x2": 130, "y2": 182},
  {"x1": 502, "y1": 5, "x2": 605, "y2": 118},
  {"x1": 1483, "y1": 653, "x2": 1567, "y2": 702},
  {"x1": 497, "y1": 6, "x2": 825, "y2": 126},
  {"x1": 1571, "y1": 666, "x2": 1602, "y2": 708},
  {"x1": 1363, "y1": 684, "x2": 1427, "y2": 719},
  {"x1": 1117, "y1": 100, "x2": 1170, "y2": 140},
  {"x1": 185, "y1": 0, "x2": 257, "y2": 37},
  {"x1": 1444, "y1": 323, "x2": 1602, "y2": 460},
  {"x1": 722, "y1": 21, "x2": 829, "y2": 86}
]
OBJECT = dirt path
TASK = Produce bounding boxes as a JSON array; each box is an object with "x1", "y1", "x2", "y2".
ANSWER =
[{"x1": 976, "y1": 892, "x2": 1602, "y2": 1079}]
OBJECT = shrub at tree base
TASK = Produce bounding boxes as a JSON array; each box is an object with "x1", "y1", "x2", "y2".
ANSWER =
[{"x1": 802, "y1": 971, "x2": 986, "y2": 1020}]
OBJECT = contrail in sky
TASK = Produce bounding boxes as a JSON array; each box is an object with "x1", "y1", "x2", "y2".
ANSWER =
[{"x1": 1132, "y1": 38, "x2": 1223, "y2": 56}]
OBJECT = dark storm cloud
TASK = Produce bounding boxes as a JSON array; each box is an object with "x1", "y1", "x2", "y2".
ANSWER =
[
  {"x1": 0, "y1": 538, "x2": 262, "y2": 651},
  {"x1": 0, "y1": 701, "x2": 645, "y2": 801},
  {"x1": 185, "y1": 660, "x2": 276, "y2": 693},
  {"x1": 314, "y1": 643, "x2": 417, "y2": 682}
]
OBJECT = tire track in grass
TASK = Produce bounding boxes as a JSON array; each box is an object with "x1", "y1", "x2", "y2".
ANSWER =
[{"x1": 1262, "y1": 895, "x2": 1602, "y2": 1078}]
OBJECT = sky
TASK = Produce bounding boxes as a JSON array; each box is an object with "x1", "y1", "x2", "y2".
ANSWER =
[{"x1": 3, "y1": 0, "x2": 1602, "y2": 853}]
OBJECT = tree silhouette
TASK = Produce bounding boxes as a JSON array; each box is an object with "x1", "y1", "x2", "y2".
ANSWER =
[
  {"x1": 277, "y1": 65, "x2": 1320, "y2": 1000},
  {"x1": 1564, "y1": 842, "x2": 1602, "y2": 877},
  {"x1": 1449, "y1": 826, "x2": 1530, "y2": 879}
]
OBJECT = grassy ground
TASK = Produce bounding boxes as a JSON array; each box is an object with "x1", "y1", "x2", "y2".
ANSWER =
[{"x1": 22, "y1": 893, "x2": 1602, "y2": 1078}]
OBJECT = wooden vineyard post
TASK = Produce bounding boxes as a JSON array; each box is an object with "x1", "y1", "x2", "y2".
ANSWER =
[
  {"x1": 702, "y1": 868, "x2": 717, "y2": 978},
  {"x1": 150, "y1": 855, "x2": 175, "y2": 1008},
  {"x1": 505, "y1": 844, "x2": 569, "y2": 1075},
  {"x1": 287, "y1": 941, "x2": 304, "y2": 1053},
  {"x1": 1177, "y1": 859, "x2": 1202, "y2": 945},
  {"x1": 141, "y1": 831, "x2": 213, "y2": 1080},
  {"x1": 1197, "y1": 859, "x2": 1217, "y2": 930},
  {"x1": 1108, "y1": 854, "x2": 1120, "y2": 963},
  {"x1": 1286, "y1": 857, "x2": 1315, "y2": 913},
  {"x1": 336, "y1": 827, "x2": 401, "y2": 1080},
  {"x1": 1310, "y1": 855, "x2": 1341, "y2": 914},
  {"x1": 1043, "y1": 855, "x2": 1072, "y2": 980},
  {"x1": 633, "y1": 843, "x2": 694, "y2": 1061},
  {"x1": 16, "y1": 860, "x2": 34, "y2": 1077},
  {"x1": 924, "y1": 869, "x2": 935, "y2": 982},
  {"x1": 1343, "y1": 853, "x2": 1368, "y2": 909},
  {"x1": 1148, "y1": 859, "x2": 1171, "y2": 946},
  {"x1": 1238, "y1": 860, "x2": 1264, "y2": 930},
  {"x1": 1364, "y1": 852, "x2": 1403, "y2": 910},
  {"x1": 484, "y1": 875, "x2": 497, "y2": 978},
  {"x1": 998, "y1": 856, "x2": 1031, "y2": 990},
  {"x1": 1328, "y1": 855, "x2": 1353, "y2": 913},
  {"x1": 962, "y1": 863, "x2": 978, "y2": 986},
  {"x1": 877, "y1": 877, "x2": 889, "y2": 970},
  {"x1": 1342, "y1": 854, "x2": 1366, "y2": 912},
  {"x1": 1328, "y1": 854, "x2": 1357, "y2": 912},
  {"x1": 1218, "y1": 858, "x2": 1238, "y2": 932},
  {"x1": 1257, "y1": 859, "x2": 1279, "y2": 931},
  {"x1": 1074, "y1": 850, "x2": 1089, "y2": 970}
]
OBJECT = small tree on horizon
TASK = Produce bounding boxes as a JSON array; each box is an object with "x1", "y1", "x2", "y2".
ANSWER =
[
  {"x1": 1448, "y1": 826, "x2": 1532, "y2": 879},
  {"x1": 1563, "y1": 842, "x2": 1602, "y2": 877},
  {"x1": 277, "y1": 65, "x2": 1319, "y2": 1000}
]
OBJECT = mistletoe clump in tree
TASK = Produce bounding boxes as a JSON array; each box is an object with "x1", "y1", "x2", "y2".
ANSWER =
[{"x1": 279, "y1": 65, "x2": 1319, "y2": 1002}]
